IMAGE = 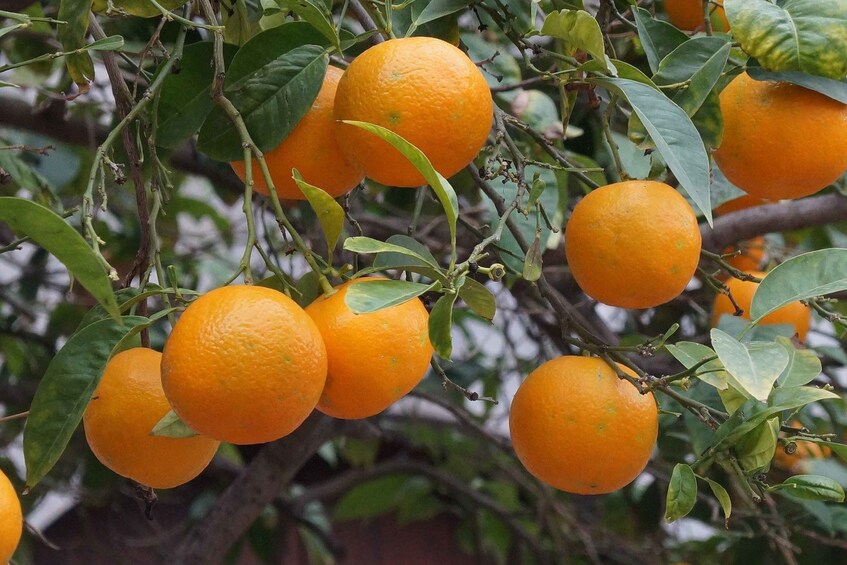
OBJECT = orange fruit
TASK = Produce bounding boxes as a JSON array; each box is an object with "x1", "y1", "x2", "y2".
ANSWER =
[
  {"x1": 714, "y1": 194, "x2": 769, "y2": 216},
  {"x1": 509, "y1": 356, "x2": 658, "y2": 494},
  {"x1": 724, "y1": 236, "x2": 766, "y2": 272},
  {"x1": 564, "y1": 180, "x2": 701, "y2": 309},
  {"x1": 665, "y1": 0, "x2": 729, "y2": 31},
  {"x1": 161, "y1": 285, "x2": 327, "y2": 444},
  {"x1": 713, "y1": 72, "x2": 847, "y2": 200},
  {"x1": 711, "y1": 271, "x2": 811, "y2": 341},
  {"x1": 0, "y1": 469, "x2": 22, "y2": 563},
  {"x1": 305, "y1": 278, "x2": 433, "y2": 419},
  {"x1": 333, "y1": 37, "x2": 493, "y2": 187},
  {"x1": 83, "y1": 348, "x2": 219, "y2": 489},
  {"x1": 230, "y1": 66, "x2": 364, "y2": 199}
]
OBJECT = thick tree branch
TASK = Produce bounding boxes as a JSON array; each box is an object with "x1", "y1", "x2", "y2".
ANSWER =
[
  {"x1": 700, "y1": 193, "x2": 847, "y2": 252},
  {"x1": 173, "y1": 414, "x2": 342, "y2": 565}
]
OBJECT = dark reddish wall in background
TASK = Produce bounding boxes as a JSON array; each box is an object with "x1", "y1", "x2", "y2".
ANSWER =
[{"x1": 31, "y1": 493, "x2": 481, "y2": 565}]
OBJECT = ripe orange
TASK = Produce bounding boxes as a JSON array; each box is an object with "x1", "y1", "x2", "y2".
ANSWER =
[
  {"x1": 711, "y1": 271, "x2": 811, "y2": 341},
  {"x1": 509, "y1": 356, "x2": 658, "y2": 494},
  {"x1": 230, "y1": 66, "x2": 364, "y2": 199},
  {"x1": 714, "y1": 194, "x2": 769, "y2": 216},
  {"x1": 0, "y1": 468, "x2": 22, "y2": 563},
  {"x1": 665, "y1": 0, "x2": 729, "y2": 32},
  {"x1": 724, "y1": 236, "x2": 766, "y2": 272},
  {"x1": 333, "y1": 37, "x2": 493, "y2": 187},
  {"x1": 305, "y1": 278, "x2": 433, "y2": 419},
  {"x1": 714, "y1": 72, "x2": 847, "y2": 200},
  {"x1": 564, "y1": 180, "x2": 702, "y2": 309},
  {"x1": 83, "y1": 348, "x2": 220, "y2": 489},
  {"x1": 161, "y1": 285, "x2": 327, "y2": 444}
]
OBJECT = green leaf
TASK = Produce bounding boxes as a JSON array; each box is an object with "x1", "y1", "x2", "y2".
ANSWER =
[
  {"x1": 340, "y1": 121, "x2": 459, "y2": 254},
  {"x1": 293, "y1": 170, "x2": 345, "y2": 252},
  {"x1": 198, "y1": 23, "x2": 330, "y2": 161},
  {"x1": 333, "y1": 474, "x2": 420, "y2": 520},
  {"x1": 710, "y1": 329, "x2": 789, "y2": 402},
  {"x1": 592, "y1": 78, "x2": 712, "y2": 224},
  {"x1": 344, "y1": 279, "x2": 435, "y2": 314},
  {"x1": 279, "y1": 0, "x2": 341, "y2": 52},
  {"x1": 747, "y1": 67, "x2": 847, "y2": 104},
  {"x1": 429, "y1": 292, "x2": 458, "y2": 359},
  {"x1": 86, "y1": 35, "x2": 125, "y2": 52},
  {"x1": 410, "y1": 0, "x2": 470, "y2": 30},
  {"x1": 665, "y1": 463, "x2": 697, "y2": 523},
  {"x1": 372, "y1": 234, "x2": 441, "y2": 272},
  {"x1": 724, "y1": 0, "x2": 847, "y2": 79},
  {"x1": 150, "y1": 410, "x2": 199, "y2": 438},
  {"x1": 736, "y1": 416, "x2": 779, "y2": 473},
  {"x1": 157, "y1": 42, "x2": 238, "y2": 149},
  {"x1": 224, "y1": 0, "x2": 261, "y2": 46},
  {"x1": 711, "y1": 386, "x2": 839, "y2": 449},
  {"x1": 57, "y1": 0, "x2": 94, "y2": 88},
  {"x1": 776, "y1": 336, "x2": 821, "y2": 387},
  {"x1": 522, "y1": 229, "x2": 543, "y2": 282},
  {"x1": 633, "y1": 7, "x2": 688, "y2": 74},
  {"x1": 541, "y1": 9, "x2": 606, "y2": 69},
  {"x1": 654, "y1": 37, "x2": 732, "y2": 117},
  {"x1": 23, "y1": 316, "x2": 150, "y2": 488},
  {"x1": 344, "y1": 236, "x2": 441, "y2": 272},
  {"x1": 0, "y1": 197, "x2": 119, "y2": 320},
  {"x1": 750, "y1": 249, "x2": 847, "y2": 322},
  {"x1": 769, "y1": 475, "x2": 846, "y2": 502},
  {"x1": 665, "y1": 342, "x2": 727, "y2": 390},
  {"x1": 701, "y1": 477, "x2": 732, "y2": 526},
  {"x1": 458, "y1": 277, "x2": 496, "y2": 322}
]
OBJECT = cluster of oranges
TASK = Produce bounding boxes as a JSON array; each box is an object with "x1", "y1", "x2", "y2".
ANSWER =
[
  {"x1": 231, "y1": 36, "x2": 494, "y2": 197},
  {"x1": 80, "y1": 278, "x2": 433, "y2": 490}
]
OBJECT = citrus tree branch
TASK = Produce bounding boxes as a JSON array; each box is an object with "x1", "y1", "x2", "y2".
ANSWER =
[
  {"x1": 700, "y1": 193, "x2": 847, "y2": 252},
  {"x1": 173, "y1": 414, "x2": 342, "y2": 565}
]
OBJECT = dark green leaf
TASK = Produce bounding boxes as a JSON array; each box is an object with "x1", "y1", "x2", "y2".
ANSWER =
[
  {"x1": 429, "y1": 292, "x2": 458, "y2": 359},
  {"x1": 0, "y1": 197, "x2": 119, "y2": 320},
  {"x1": 458, "y1": 277, "x2": 496, "y2": 321},
  {"x1": 150, "y1": 410, "x2": 198, "y2": 438},
  {"x1": 373, "y1": 234, "x2": 442, "y2": 272},
  {"x1": 633, "y1": 7, "x2": 688, "y2": 74},
  {"x1": 593, "y1": 78, "x2": 712, "y2": 223},
  {"x1": 345, "y1": 236, "x2": 441, "y2": 271},
  {"x1": 198, "y1": 23, "x2": 330, "y2": 161},
  {"x1": 665, "y1": 463, "x2": 697, "y2": 522},
  {"x1": 735, "y1": 416, "x2": 779, "y2": 473},
  {"x1": 747, "y1": 67, "x2": 847, "y2": 104},
  {"x1": 157, "y1": 42, "x2": 239, "y2": 148},
  {"x1": 654, "y1": 37, "x2": 732, "y2": 117},
  {"x1": 341, "y1": 122, "x2": 459, "y2": 254},
  {"x1": 294, "y1": 170, "x2": 345, "y2": 252},
  {"x1": 725, "y1": 0, "x2": 847, "y2": 79},
  {"x1": 769, "y1": 475, "x2": 846, "y2": 502},
  {"x1": 57, "y1": 0, "x2": 94, "y2": 87},
  {"x1": 410, "y1": 0, "x2": 470, "y2": 29},
  {"x1": 333, "y1": 474, "x2": 417, "y2": 520},
  {"x1": 280, "y1": 0, "x2": 341, "y2": 51},
  {"x1": 23, "y1": 316, "x2": 150, "y2": 488},
  {"x1": 750, "y1": 249, "x2": 847, "y2": 322},
  {"x1": 344, "y1": 279, "x2": 435, "y2": 314},
  {"x1": 710, "y1": 329, "x2": 789, "y2": 402}
]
